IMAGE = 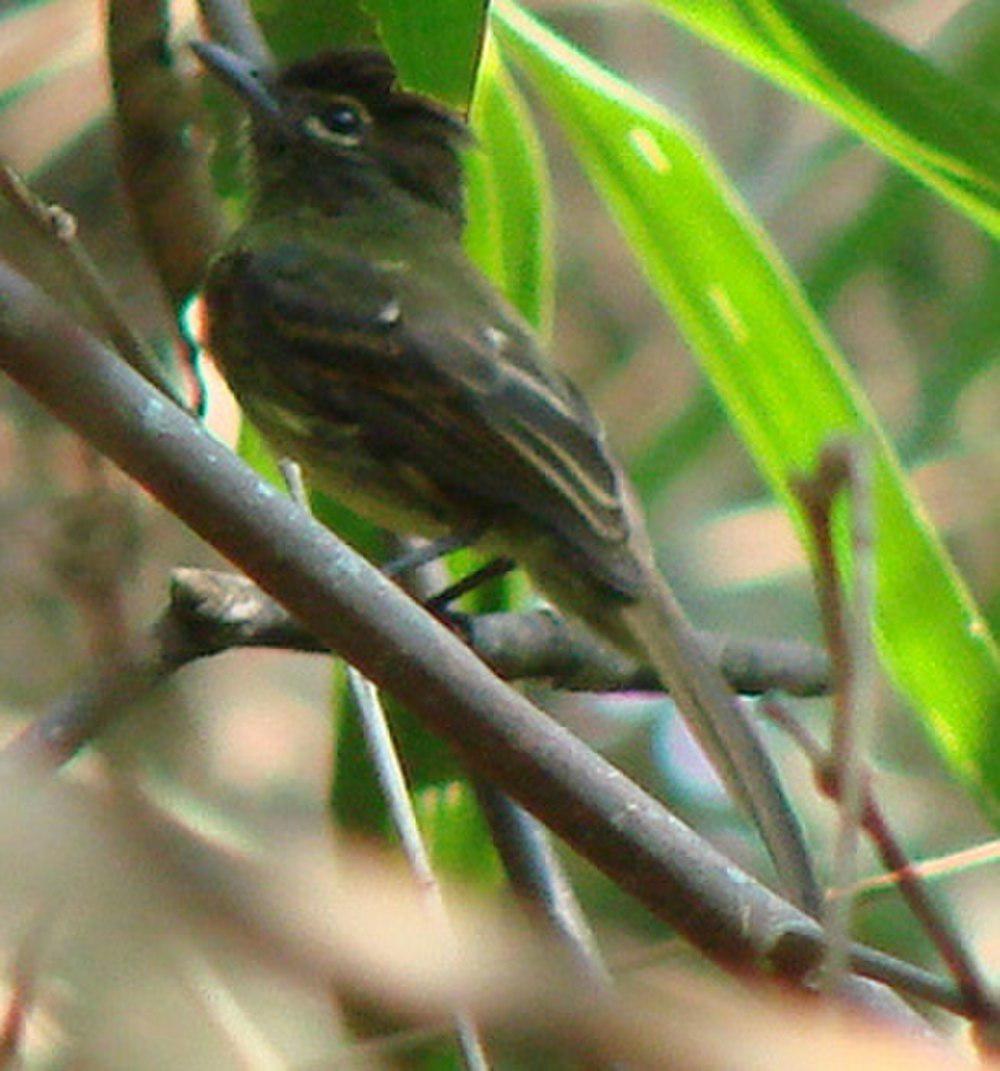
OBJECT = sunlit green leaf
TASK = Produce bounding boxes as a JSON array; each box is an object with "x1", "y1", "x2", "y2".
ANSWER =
[
  {"x1": 366, "y1": 0, "x2": 488, "y2": 108},
  {"x1": 415, "y1": 781, "x2": 502, "y2": 885},
  {"x1": 465, "y1": 33, "x2": 554, "y2": 335},
  {"x1": 494, "y1": 1, "x2": 1000, "y2": 814},
  {"x1": 253, "y1": 0, "x2": 377, "y2": 57},
  {"x1": 643, "y1": 0, "x2": 1000, "y2": 236}
]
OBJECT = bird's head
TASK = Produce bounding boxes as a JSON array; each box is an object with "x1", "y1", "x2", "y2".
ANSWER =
[{"x1": 193, "y1": 42, "x2": 469, "y2": 218}]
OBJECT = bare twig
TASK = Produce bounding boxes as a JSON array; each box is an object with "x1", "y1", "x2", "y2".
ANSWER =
[
  {"x1": 280, "y1": 458, "x2": 491, "y2": 1070},
  {"x1": 0, "y1": 160, "x2": 180, "y2": 403},
  {"x1": 2, "y1": 625, "x2": 179, "y2": 772},
  {"x1": 392, "y1": 535, "x2": 617, "y2": 1021},
  {"x1": 276, "y1": 458, "x2": 308, "y2": 509},
  {"x1": 793, "y1": 441, "x2": 879, "y2": 992},
  {"x1": 0, "y1": 606, "x2": 962, "y2": 1025},
  {"x1": 0, "y1": 258, "x2": 942, "y2": 1026},
  {"x1": 0, "y1": 164, "x2": 155, "y2": 668},
  {"x1": 168, "y1": 941, "x2": 291, "y2": 1071},
  {"x1": 347, "y1": 675, "x2": 491, "y2": 1070},
  {"x1": 196, "y1": 0, "x2": 274, "y2": 72},
  {"x1": 472, "y1": 778, "x2": 611, "y2": 989},
  {"x1": 830, "y1": 839, "x2": 1000, "y2": 898},
  {"x1": 761, "y1": 696, "x2": 999, "y2": 1024}
]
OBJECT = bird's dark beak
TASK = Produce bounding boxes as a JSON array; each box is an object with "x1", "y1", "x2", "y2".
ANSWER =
[{"x1": 191, "y1": 40, "x2": 283, "y2": 126}]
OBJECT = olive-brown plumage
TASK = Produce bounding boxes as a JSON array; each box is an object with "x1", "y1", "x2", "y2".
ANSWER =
[{"x1": 196, "y1": 41, "x2": 818, "y2": 911}]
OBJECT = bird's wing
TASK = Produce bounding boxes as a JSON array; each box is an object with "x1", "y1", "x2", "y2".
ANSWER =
[{"x1": 226, "y1": 241, "x2": 640, "y2": 595}]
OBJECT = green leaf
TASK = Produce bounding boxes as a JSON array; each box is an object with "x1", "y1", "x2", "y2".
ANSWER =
[
  {"x1": 253, "y1": 2, "x2": 377, "y2": 57},
  {"x1": 461, "y1": 32, "x2": 555, "y2": 611},
  {"x1": 366, "y1": 0, "x2": 489, "y2": 108},
  {"x1": 235, "y1": 420, "x2": 283, "y2": 486},
  {"x1": 256, "y1": 0, "x2": 488, "y2": 109},
  {"x1": 465, "y1": 34, "x2": 554, "y2": 334},
  {"x1": 414, "y1": 781, "x2": 502, "y2": 885},
  {"x1": 642, "y1": 0, "x2": 1000, "y2": 236},
  {"x1": 493, "y1": 2, "x2": 1000, "y2": 814}
]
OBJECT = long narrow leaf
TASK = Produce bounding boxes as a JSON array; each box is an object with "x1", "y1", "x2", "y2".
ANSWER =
[
  {"x1": 494, "y1": 1, "x2": 999, "y2": 814},
  {"x1": 368, "y1": 0, "x2": 488, "y2": 107},
  {"x1": 644, "y1": 0, "x2": 1000, "y2": 236},
  {"x1": 465, "y1": 33, "x2": 553, "y2": 333}
]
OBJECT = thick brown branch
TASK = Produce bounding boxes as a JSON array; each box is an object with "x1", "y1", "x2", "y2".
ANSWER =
[{"x1": 0, "y1": 258, "x2": 941, "y2": 1027}]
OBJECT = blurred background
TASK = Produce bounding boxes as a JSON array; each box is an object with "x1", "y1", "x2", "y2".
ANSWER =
[{"x1": 0, "y1": 1, "x2": 995, "y2": 1065}]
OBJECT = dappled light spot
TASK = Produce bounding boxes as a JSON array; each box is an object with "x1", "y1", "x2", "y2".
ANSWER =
[
  {"x1": 708, "y1": 283, "x2": 749, "y2": 345},
  {"x1": 628, "y1": 126, "x2": 671, "y2": 173}
]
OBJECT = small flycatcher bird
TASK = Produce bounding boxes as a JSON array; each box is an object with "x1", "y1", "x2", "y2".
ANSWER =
[{"x1": 193, "y1": 41, "x2": 817, "y2": 910}]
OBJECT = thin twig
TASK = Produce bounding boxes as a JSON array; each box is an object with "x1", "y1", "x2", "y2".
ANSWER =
[
  {"x1": 0, "y1": 607, "x2": 963, "y2": 1024},
  {"x1": 0, "y1": 161, "x2": 181, "y2": 404},
  {"x1": 347, "y1": 675, "x2": 492, "y2": 1070},
  {"x1": 0, "y1": 564, "x2": 828, "y2": 773},
  {"x1": 277, "y1": 458, "x2": 309, "y2": 510},
  {"x1": 196, "y1": 0, "x2": 275, "y2": 72},
  {"x1": 168, "y1": 941, "x2": 289, "y2": 1071},
  {"x1": 382, "y1": 529, "x2": 484, "y2": 579},
  {"x1": 2, "y1": 546, "x2": 965, "y2": 1023},
  {"x1": 793, "y1": 441, "x2": 879, "y2": 992},
  {"x1": 279, "y1": 458, "x2": 491, "y2": 1071},
  {"x1": 830, "y1": 839, "x2": 1000, "y2": 899},
  {"x1": 0, "y1": 595, "x2": 961, "y2": 1017},
  {"x1": 472, "y1": 778, "x2": 612, "y2": 989},
  {"x1": 394, "y1": 537, "x2": 618, "y2": 1031},
  {"x1": 426, "y1": 558, "x2": 515, "y2": 611},
  {"x1": 761, "y1": 696, "x2": 999, "y2": 1023}
]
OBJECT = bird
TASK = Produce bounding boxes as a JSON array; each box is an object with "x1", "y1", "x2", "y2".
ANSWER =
[{"x1": 193, "y1": 39, "x2": 818, "y2": 911}]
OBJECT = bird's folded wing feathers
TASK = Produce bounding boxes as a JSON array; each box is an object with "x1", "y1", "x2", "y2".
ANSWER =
[{"x1": 238, "y1": 244, "x2": 640, "y2": 593}]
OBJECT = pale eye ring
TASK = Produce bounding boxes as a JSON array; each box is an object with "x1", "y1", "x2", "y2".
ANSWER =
[{"x1": 302, "y1": 101, "x2": 367, "y2": 147}]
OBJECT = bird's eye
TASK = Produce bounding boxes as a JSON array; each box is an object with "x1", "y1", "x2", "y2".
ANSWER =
[{"x1": 302, "y1": 100, "x2": 367, "y2": 147}]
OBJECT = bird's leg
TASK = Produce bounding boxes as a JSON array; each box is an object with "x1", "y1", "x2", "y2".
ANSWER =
[
  {"x1": 426, "y1": 556, "x2": 516, "y2": 613},
  {"x1": 380, "y1": 522, "x2": 515, "y2": 627},
  {"x1": 381, "y1": 524, "x2": 485, "y2": 579}
]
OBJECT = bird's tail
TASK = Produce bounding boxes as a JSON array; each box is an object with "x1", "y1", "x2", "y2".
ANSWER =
[{"x1": 621, "y1": 564, "x2": 822, "y2": 915}]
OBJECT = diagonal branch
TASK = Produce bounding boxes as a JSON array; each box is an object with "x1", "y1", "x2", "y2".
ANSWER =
[
  {"x1": 0, "y1": 257, "x2": 951, "y2": 1029},
  {"x1": 0, "y1": 160, "x2": 180, "y2": 403},
  {"x1": 762, "y1": 696, "x2": 999, "y2": 1026}
]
